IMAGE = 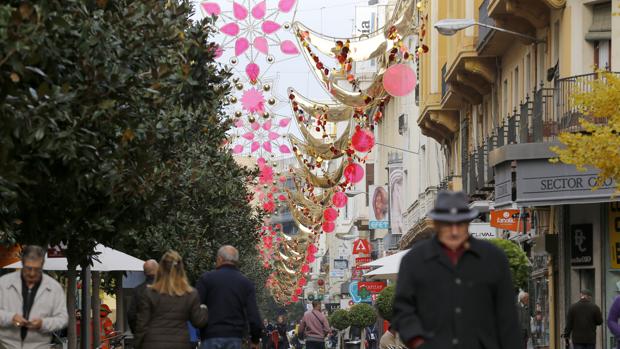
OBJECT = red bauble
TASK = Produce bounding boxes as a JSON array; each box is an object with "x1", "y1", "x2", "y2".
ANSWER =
[
  {"x1": 351, "y1": 128, "x2": 375, "y2": 153},
  {"x1": 298, "y1": 277, "x2": 307, "y2": 286},
  {"x1": 322, "y1": 221, "x2": 335, "y2": 233},
  {"x1": 323, "y1": 207, "x2": 339, "y2": 222},
  {"x1": 332, "y1": 191, "x2": 348, "y2": 208},
  {"x1": 291, "y1": 295, "x2": 299, "y2": 302},
  {"x1": 317, "y1": 279, "x2": 325, "y2": 286},
  {"x1": 301, "y1": 264, "x2": 310, "y2": 273},
  {"x1": 295, "y1": 287, "x2": 303, "y2": 296},
  {"x1": 344, "y1": 163, "x2": 365, "y2": 184}
]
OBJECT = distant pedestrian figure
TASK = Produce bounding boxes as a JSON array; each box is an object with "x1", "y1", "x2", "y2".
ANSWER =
[
  {"x1": 392, "y1": 191, "x2": 521, "y2": 349},
  {"x1": 273, "y1": 315, "x2": 289, "y2": 349},
  {"x1": 0, "y1": 245, "x2": 68, "y2": 349},
  {"x1": 365, "y1": 323, "x2": 378, "y2": 349},
  {"x1": 134, "y1": 251, "x2": 208, "y2": 349},
  {"x1": 517, "y1": 291, "x2": 531, "y2": 349},
  {"x1": 196, "y1": 245, "x2": 263, "y2": 349},
  {"x1": 128, "y1": 259, "x2": 158, "y2": 333},
  {"x1": 299, "y1": 301, "x2": 330, "y2": 349},
  {"x1": 607, "y1": 293, "x2": 620, "y2": 349},
  {"x1": 262, "y1": 319, "x2": 273, "y2": 349},
  {"x1": 563, "y1": 289, "x2": 602, "y2": 349}
]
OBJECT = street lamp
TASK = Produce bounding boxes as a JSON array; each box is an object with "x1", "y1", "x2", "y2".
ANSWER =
[{"x1": 434, "y1": 18, "x2": 545, "y2": 43}]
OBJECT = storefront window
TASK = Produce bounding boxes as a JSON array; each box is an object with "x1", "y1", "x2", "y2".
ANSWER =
[{"x1": 531, "y1": 254, "x2": 550, "y2": 348}]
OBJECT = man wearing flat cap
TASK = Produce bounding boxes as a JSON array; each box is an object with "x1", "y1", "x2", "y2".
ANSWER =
[{"x1": 393, "y1": 191, "x2": 520, "y2": 349}]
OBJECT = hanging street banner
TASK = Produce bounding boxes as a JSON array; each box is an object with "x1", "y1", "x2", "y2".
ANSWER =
[{"x1": 369, "y1": 185, "x2": 389, "y2": 229}]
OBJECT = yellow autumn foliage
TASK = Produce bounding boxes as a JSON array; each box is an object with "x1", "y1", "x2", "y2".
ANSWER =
[{"x1": 550, "y1": 71, "x2": 620, "y2": 192}]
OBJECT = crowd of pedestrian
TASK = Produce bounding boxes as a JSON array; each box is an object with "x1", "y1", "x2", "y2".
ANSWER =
[{"x1": 5, "y1": 191, "x2": 620, "y2": 349}]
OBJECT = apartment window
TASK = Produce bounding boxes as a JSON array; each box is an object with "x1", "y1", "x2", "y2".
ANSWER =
[
  {"x1": 525, "y1": 54, "x2": 531, "y2": 96},
  {"x1": 365, "y1": 163, "x2": 374, "y2": 206},
  {"x1": 502, "y1": 79, "x2": 508, "y2": 118},
  {"x1": 595, "y1": 40, "x2": 611, "y2": 70},
  {"x1": 587, "y1": 2, "x2": 612, "y2": 70},
  {"x1": 513, "y1": 67, "x2": 519, "y2": 111}
]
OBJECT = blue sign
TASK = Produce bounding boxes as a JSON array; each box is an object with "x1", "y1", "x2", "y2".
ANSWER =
[
  {"x1": 349, "y1": 281, "x2": 372, "y2": 303},
  {"x1": 369, "y1": 221, "x2": 389, "y2": 229}
]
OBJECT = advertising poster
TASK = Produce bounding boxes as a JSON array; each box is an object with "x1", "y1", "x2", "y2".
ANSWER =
[{"x1": 369, "y1": 185, "x2": 389, "y2": 229}]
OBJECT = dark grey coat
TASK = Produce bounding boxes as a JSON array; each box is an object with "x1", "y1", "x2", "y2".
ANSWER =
[
  {"x1": 135, "y1": 288, "x2": 208, "y2": 349},
  {"x1": 393, "y1": 236, "x2": 521, "y2": 349}
]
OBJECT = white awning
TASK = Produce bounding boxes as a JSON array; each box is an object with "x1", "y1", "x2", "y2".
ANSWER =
[
  {"x1": 363, "y1": 264, "x2": 399, "y2": 280},
  {"x1": 363, "y1": 249, "x2": 409, "y2": 267},
  {"x1": 3, "y1": 244, "x2": 144, "y2": 272}
]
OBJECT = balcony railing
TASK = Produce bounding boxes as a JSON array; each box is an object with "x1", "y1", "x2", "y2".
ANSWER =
[
  {"x1": 403, "y1": 187, "x2": 438, "y2": 233},
  {"x1": 477, "y1": 0, "x2": 495, "y2": 49},
  {"x1": 491, "y1": 72, "x2": 619, "y2": 146}
]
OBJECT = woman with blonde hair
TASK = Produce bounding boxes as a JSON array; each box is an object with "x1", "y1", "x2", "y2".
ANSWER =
[{"x1": 135, "y1": 250, "x2": 208, "y2": 349}]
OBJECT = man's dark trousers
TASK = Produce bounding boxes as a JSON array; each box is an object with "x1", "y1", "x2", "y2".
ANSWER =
[
  {"x1": 306, "y1": 341, "x2": 325, "y2": 349},
  {"x1": 573, "y1": 344, "x2": 595, "y2": 349}
]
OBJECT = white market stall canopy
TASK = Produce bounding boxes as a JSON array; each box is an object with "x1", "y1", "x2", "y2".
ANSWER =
[
  {"x1": 363, "y1": 249, "x2": 409, "y2": 267},
  {"x1": 362, "y1": 249, "x2": 409, "y2": 280},
  {"x1": 3, "y1": 244, "x2": 144, "y2": 272}
]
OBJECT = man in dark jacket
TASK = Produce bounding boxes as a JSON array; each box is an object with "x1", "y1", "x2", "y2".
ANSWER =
[
  {"x1": 127, "y1": 259, "x2": 158, "y2": 333},
  {"x1": 393, "y1": 191, "x2": 521, "y2": 349},
  {"x1": 564, "y1": 289, "x2": 603, "y2": 349},
  {"x1": 196, "y1": 245, "x2": 263, "y2": 349}
]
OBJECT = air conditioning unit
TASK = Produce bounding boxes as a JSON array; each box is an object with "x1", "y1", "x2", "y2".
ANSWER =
[{"x1": 398, "y1": 114, "x2": 408, "y2": 135}]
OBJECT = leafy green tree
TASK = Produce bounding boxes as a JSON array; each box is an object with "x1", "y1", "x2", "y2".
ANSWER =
[
  {"x1": 329, "y1": 309, "x2": 351, "y2": 331},
  {"x1": 348, "y1": 303, "x2": 377, "y2": 328},
  {"x1": 488, "y1": 238, "x2": 530, "y2": 290},
  {"x1": 0, "y1": 0, "x2": 262, "y2": 346},
  {"x1": 375, "y1": 284, "x2": 395, "y2": 321}
]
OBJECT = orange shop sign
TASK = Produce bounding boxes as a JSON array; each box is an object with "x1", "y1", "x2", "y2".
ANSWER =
[
  {"x1": 490, "y1": 209, "x2": 531, "y2": 232},
  {"x1": 490, "y1": 210, "x2": 521, "y2": 231}
]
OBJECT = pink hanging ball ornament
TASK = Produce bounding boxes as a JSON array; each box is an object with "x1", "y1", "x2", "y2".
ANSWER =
[
  {"x1": 301, "y1": 264, "x2": 310, "y2": 273},
  {"x1": 201, "y1": 2, "x2": 221, "y2": 16},
  {"x1": 235, "y1": 38, "x2": 250, "y2": 56},
  {"x1": 295, "y1": 287, "x2": 303, "y2": 296},
  {"x1": 220, "y1": 23, "x2": 240, "y2": 36},
  {"x1": 306, "y1": 253, "x2": 316, "y2": 263},
  {"x1": 245, "y1": 63, "x2": 260, "y2": 83},
  {"x1": 233, "y1": 2, "x2": 248, "y2": 20},
  {"x1": 298, "y1": 277, "x2": 307, "y2": 286},
  {"x1": 251, "y1": 1, "x2": 266, "y2": 19},
  {"x1": 307, "y1": 243, "x2": 318, "y2": 254},
  {"x1": 262, "y1": 21, "x2": 281, "y2": 35},
  {"x1": 383, "y1": 63, "x2": 416, "y2": 97},
  {"x1": 322, "y1": 221, "x2": 335, "y2": 233},
  {"x1": 278, "y1": 0, "x2": 296, "y2": 12},
  {"x1": 344, "y1": 163, "x2": 365, "y2": 184},
  {"x1": 351, "y1": 127, "x2": 375, "y2": 153},
  {"x1": 254, "y1": 37, "x2": 269, "y2": 55},
  {"x1": 280, "y1": 40, "x2": 300, "y2": 55},
  {"x1": 323, "y1": 208, "x2": 338, "y2": 222},
  {"x1": 291, "y1": 295, "x2": 299, "y2": 302},
  {"x1": 332, "y1": 192, "x2": 348, "y2": 208}
]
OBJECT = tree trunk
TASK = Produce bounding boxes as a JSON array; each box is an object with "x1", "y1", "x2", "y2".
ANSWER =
[
  {"x1": 67, "y1": 267, "x2": 78, "y2": 349},
  {"x1": 92, "y1": 271, "x2": 101, "y2": 348},
  {"x1": 114, "y1": 272, "x2": 125, "y2": 333},
  {"x1": 80, "y1": 265, "x2": 91, "y2": 349}
]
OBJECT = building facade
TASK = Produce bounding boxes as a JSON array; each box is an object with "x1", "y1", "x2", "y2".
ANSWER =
[{"x1": 418, "y1": 0, "x2": 619, "y2": 347}]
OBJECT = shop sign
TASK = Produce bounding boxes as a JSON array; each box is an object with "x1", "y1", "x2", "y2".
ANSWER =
[
  {"x1": 358, "y1": 281, "x2": 386, "y2": 293},
  {"x1": 516, "y1": 160, "x2": 616, "y2": 205},
  {"x1": 355, "y1": 257, "x2": 372, "y2": 264},
  {"x1": 609, "y1": 202, "x2": 620, "y2": 269},
  {"x1": 325, "y1": 303, "x2": 340, "y2": 314},
  {"x1": 334, "y1": 259, "x2": 349, "y2": 270},
  {"x1": 469, "y1": 222, "x2": 498, "y2": 239},
  {"x1": 353, "y1": 239, "x2": 371, "y2": 254},
  {"x1": 330, "y1": 270, "x2": 345, "y2": 278},
  {"x1": 571, "y1": 224, "x2": 593, "y2": 267},
  {"x1": 490, "y1": 210, "x2": 520, "y2": 231},
  {"x1": 355, "y1": 265, "x2": 371, "y2": 271}
]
